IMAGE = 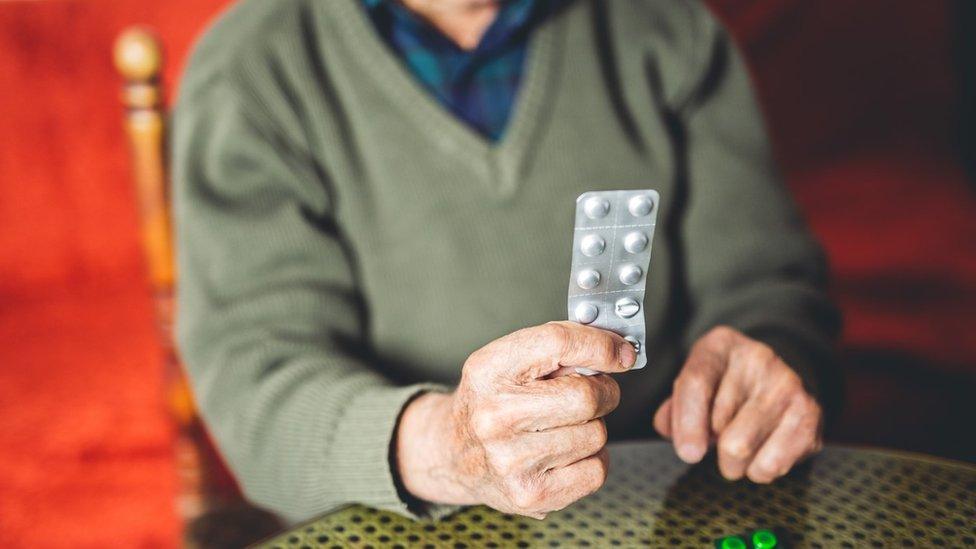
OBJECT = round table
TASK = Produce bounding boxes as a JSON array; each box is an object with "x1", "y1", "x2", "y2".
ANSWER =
[{"x1": 257, "y1": 441, "x2": 976, "y2": 548}]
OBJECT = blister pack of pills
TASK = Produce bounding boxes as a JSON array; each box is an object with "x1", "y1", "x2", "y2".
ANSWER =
[{"x1": 567, "y1": 190, "x2": 659, "y2": 374}]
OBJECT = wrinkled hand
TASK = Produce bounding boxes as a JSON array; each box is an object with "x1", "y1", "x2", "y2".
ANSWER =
[
  {"x1": 396, "y1": 322, "x2": 637, "y2": 518},
  {"x1": 653, "y1": 326, "x2": 823, "y2": 483}
]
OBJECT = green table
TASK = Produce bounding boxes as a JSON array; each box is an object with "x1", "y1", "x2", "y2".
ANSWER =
[{"x1": 258, "y1": 441, "x2": 976, "y2": 548}]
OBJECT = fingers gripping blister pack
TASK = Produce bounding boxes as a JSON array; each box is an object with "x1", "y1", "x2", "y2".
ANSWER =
[{"x1": 568, "y1": 190, "x2": 659, "y2": 375}]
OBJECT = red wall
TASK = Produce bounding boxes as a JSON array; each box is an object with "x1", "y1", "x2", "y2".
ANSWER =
[
  {"x1": 708, "y1": 0, "x2": 976, "y2": 368},
  {"x1": 0, "y1": 0, "x2": 227, "y2": 298},
  {"x1": 0, "y1": 1, "x2": 229, "y2": 546}
]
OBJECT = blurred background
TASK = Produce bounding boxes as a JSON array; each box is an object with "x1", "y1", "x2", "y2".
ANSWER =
[{"x1": 1, "y1": 0, "x2": 974, "y2": 546}]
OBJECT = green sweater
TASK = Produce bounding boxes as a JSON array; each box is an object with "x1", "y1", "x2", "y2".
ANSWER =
[{"x1": 173, "y1": 0, "x2": 840, "y2": 523}]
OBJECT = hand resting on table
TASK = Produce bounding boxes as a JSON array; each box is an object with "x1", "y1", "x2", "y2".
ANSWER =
[{"x1": 654, "y1": 326, "x2": 824, "y2": 484}]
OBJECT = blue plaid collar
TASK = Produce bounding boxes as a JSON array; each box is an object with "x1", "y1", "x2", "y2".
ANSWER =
[
  {"x1": 361, "y1": 0, "x2": 539, "y2": 54},
  {"x1": 359, "y1": 0, "x2": 546, "y2": 140}
]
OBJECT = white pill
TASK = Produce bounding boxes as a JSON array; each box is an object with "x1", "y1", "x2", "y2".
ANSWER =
[
  {"x1": 628, "y1": 194, "x2": 654, "y2": 217},
  {"x1": 576, "y1": 269, "x2": 601, "y2": 290},
  {"x1": 624, "y1": 335, "x2": 641, "y2": 353},
  {"x1": 614, "y1": 297, "x2": 640, "y2": 318},
  {"x1": 584, "y1": 197, "x2": 611, "y2": 219},
  {"x1": 574, "y1": 302, "x2": 599, "y2": 324},
  {"x1": 580, "y1": 234, "x2": 606, "y2": 257},
  {"x1": 618, "y1": 264, "x2": 642, "y2": 285},
  {"x1": 623, "y1": 231, "x2": 648, "y2": 254}
]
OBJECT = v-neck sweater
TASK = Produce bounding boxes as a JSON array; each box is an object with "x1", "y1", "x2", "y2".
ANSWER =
[{"x1": 172, "y1": 0, "x2": 840, "y2": 523}]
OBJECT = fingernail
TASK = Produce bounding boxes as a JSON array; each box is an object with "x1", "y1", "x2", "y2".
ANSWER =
[
  {"x1": 677, "y1": 443, "x2": 705, "y2": 464},
  {"x1": 618, "y1": 342, "x2": 637, "y2": 368}
]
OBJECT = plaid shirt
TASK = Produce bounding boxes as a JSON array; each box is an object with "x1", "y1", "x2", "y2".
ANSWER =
[{"x1": 362, "y1": 0, "x2": 542, "y2": 141}]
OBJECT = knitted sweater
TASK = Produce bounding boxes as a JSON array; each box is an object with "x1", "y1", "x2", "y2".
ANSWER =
[{"x1": 172, "y1": 0, "x2": 840, "y2": 523}]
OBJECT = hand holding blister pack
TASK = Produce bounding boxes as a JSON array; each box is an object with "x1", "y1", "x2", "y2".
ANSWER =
[{"x1": 567, "y1": 190, "x2": 659, "y2": 375}]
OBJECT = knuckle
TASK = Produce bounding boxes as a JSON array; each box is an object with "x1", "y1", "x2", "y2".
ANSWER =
[
  {"x1": 740, "y1": 342, "x2": 776, "y2": 370},
  {"x1": 578, "y1": 420, "x2": 608, "y2": 453},
  {"x1": 706, "y1": 325, "x2": 736, "y2": 343},
  {"x1": 719, "y1": 459, "x2": 743, "y2": 481},
  {"x1": 461, "y1": 353, "x2": 494, "y2": 385},
  {"x1": 591, "y1": 377, "x2": 620, "y2": 415},
  {"x1": 800, "y1": 417, "x2": 821, "y2": 443},
  {"x1": 583, "y1": 386, "x2": 602, "y2": 416},
  {"x1": 748, "y1": 468, "x2": 776, "y2": 484},
  {"x1": 805, "y1": 395, "x2": 823, "y2": 417},
  {"x1": 591, "y1": 420, "x2": 609, "y2": 448},
  {"x1": 577, "y1": 459, "x2": 609, "y2": 500},
  {"x1": 750, "y1": 459, "x2": 779, "y2": 482},
  {"x1": 584, "y1": 477, "x2": 605, "y2": 500},
  {"x1": 603, "y1": 376, "x2": 621, "y2": 405},
  {"x1": 470, "y1": 408, "x2": 503, "y2": 440},
  {"x1": 721, "y1": 437, "x2": 752, "y2": 460},
  {"x1": 780, "y1": 371, "x2": 804, "y2": 394},
  {"x1": 488, "y1": 448, "x2": 520, "y2": 477},
  {"x1": 510, "y1": 492, "x2": 532, "y2": 510},
  {"x1": 594, "y1": 456, "x2": 610, "y2": 485},
  {"x1": 793, "y1": 393, "x2": 822, "y2": 419},
  {"x1": 501, "y1": 475, "x2": 524, "y2": 499},
  {"x1": 541, "y1": 322, "x2": 572, "y2": 352},
  {"x1": 675, "y1": 370, "x2": 707, "y2": 393},
  {"x1": 573, "y1": 380, "x2": 602, "y2": 416},
  {"x1": 510, "y1": 483, "x2": 545, "y2": 511},
  {"x1": 460, "y1": 354, "x2": 481, "y2": 379}
]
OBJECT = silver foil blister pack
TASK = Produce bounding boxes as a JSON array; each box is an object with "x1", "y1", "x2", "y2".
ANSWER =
[{"x1": 567, "y1": 190, "x2": 659, "y2": 374}]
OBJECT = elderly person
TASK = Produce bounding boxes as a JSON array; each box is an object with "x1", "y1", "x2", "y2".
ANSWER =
[{"x1": 173, "y1": 0, "x2": 840, "y2": 523}]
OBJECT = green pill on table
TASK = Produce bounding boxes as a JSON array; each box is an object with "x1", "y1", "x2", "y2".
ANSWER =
[
  {"x1": 752, "y1": 529, "x2": 778, "y2": 548},
  {"x1": 718, "y1": 536, "x2": 748, "y2": 549}
]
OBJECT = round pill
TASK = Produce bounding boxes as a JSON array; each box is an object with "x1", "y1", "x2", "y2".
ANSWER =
[
  {"x1": 580, "y1": 234, "x2": 606, "y2": 257},
  {"x1": 628, "y1": 194, "x2": 654, "y2": 217},
  {"x1": 751, "y1": 530, "x2": 778, "y2": 549},
  {"x1": 583, "y1": 197, "x2": 610, "y2": 219},
  {"x1": 574, "y1": 302, "x2": 599, "y2": 324},
  {"x1": 576, "y1": 269, "x2": 601, "y2": 290},
  {"x1": 623, "y1": 231, "x2": 648, "y2": 254},
  {"x1": 719, "y1": 537, "x2": 747, "y2": 549},
  {"x1": 618, "y1": 264, "x2": 643, "y2": 285},
  {"x1": 624, "y1": 335, "x2": 641, "y2": 354},
  {"x1": 614, "y1": 297, "x2": 640, "y2": 318}
]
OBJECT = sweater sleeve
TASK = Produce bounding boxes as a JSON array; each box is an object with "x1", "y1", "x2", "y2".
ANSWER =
[
  {"x1": 674, "y1": 6, "x2": 843, "y2": 411},
  {"x1": 172, "y1": 78, "x2": 451, "y2": 523}
]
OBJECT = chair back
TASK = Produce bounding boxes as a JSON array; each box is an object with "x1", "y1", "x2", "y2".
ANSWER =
[
  {"x1": 114, "y1": 28, "x2": 174, "y2": 297},
  {"x1": 114, "y1": 27, "x2": 282, "y2": 545}
]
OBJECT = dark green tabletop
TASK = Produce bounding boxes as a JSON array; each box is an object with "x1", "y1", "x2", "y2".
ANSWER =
[{"x1": 257, "y1": 441, "x2": 976, "y2": 548}]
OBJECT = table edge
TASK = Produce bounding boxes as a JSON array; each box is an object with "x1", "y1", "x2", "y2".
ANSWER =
[
  {"x1": 823, "y1": 442, "x2": 976, "y2": 472},
  {"x1": 252, "y1": 441, "x2": 976, "y2": 546}
]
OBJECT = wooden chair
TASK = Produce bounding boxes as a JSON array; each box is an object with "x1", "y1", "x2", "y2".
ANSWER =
[{"x1": 113, "y1": 27, "x2": 281, "y2": 547}]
